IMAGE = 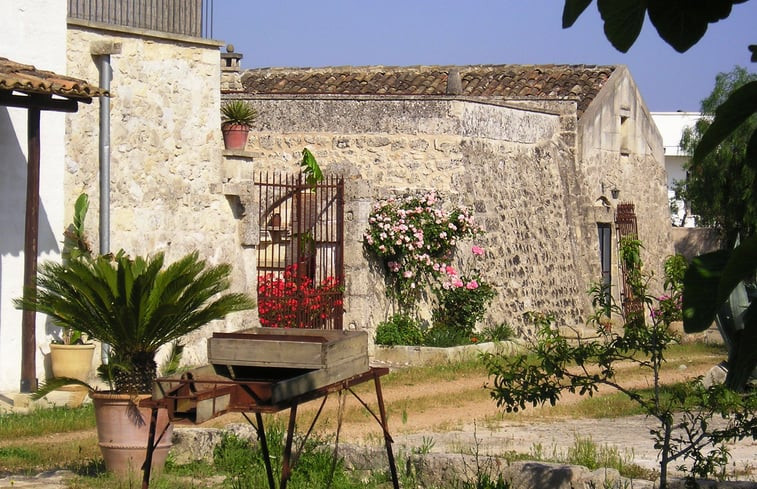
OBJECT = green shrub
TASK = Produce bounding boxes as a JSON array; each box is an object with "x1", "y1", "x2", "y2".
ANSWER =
[
  {"x1": 423, "y1": 323, "x2": 470, "y2": 347},
  {"x1": 375, "y1": 313, "x2": 424, "y2": 346},
  {"x1": 479, "y1": 323, "x2": 514, "y2": 342}
]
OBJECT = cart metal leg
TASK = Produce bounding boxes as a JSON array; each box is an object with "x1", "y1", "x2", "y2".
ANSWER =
[
  {"x1": 280, "y1": 403, "x2": 298, "y2": 489},
  {"x1": 251, "y1": 412, "x2": 277, "y2": 489},
  {"x1": 141, "y1": 407, "x2": 159, "y2": 489},
  {"x1": 141, "y1": 407, "x2": 170, "y2": 489},
  {"x1": 374, "y1": 371, "x2": 400, "y2": 489}
]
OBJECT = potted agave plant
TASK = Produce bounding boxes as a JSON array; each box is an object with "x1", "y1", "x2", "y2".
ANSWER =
[
  {"x1": 16, "y1": 250, "x2": 254, "y2": 478},
  {"x1": 221, "y1": 99, "x2": 257, "y2": 150}
]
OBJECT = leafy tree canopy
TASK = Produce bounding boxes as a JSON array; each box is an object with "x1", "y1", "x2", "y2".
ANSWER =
[
  {"x1": 677, "y1": 67, "x2": 757, "y2": 247},
  {"x1": 562, "y1": 0, "x2": 749, "y2": 53}
]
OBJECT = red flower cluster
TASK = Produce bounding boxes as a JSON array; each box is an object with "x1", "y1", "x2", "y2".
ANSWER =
[{"x1": 257, "y1": 263, "x2": 343, "y2": 328}]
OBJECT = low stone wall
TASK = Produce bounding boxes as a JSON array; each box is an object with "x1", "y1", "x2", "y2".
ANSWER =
[
  {"x1": 672, "y1": 227, "x2": 722, "y2": 259},
  {"x1": 171, "y1": 425, "x2": 757, "y2": 488},
  {"x1": 372, "y1": 341, "x2": 523, "y2": 368}
]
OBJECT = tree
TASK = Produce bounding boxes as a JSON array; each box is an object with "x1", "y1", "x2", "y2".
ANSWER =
[
  {"x1": 562, "y1": 0, "x2": 757, "y2": 391},
  {"x1": 484, "y1": 240, "x2": 757, "y2": 487},
  {"x1": 677, "y1": 67, "x2": 757, "y2": 248}
]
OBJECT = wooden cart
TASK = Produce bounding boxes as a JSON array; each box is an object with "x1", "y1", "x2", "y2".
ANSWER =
[{"x1": 139, "y1": 328, "x2": 399, "y2": 489}]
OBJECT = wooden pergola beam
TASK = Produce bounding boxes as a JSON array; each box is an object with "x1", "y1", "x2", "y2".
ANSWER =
[{"x1": 0, "y1": 90, "x2": 87, "y2": 113}]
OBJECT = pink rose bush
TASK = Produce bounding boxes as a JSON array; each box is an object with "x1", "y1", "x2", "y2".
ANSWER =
[
  {"x1": 431, "y1": 245, "x2": 496, "y2": 342},
  {"x1": 363, "y1": 191, "x2": 480, "y2": 308}
]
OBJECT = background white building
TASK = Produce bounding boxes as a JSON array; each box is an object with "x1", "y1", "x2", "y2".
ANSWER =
[{"x1": 651, "y1": 111, "x2": 702, "y2": 228}]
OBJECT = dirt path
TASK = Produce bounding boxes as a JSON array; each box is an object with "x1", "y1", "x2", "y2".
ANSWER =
[
  {"x1": 205, "y1": 350, "x2": 756, "y2": 480},
  {"x1": 3, "y1": 346, "x2": 754, "y2": 487}
]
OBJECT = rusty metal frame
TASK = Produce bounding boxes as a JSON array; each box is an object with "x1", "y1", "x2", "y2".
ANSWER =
[{"x1": 140, "y1": 367, "x2": 398, "y2": 489}]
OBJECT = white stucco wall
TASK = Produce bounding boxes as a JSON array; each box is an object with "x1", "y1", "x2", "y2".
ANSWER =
[
  {"x1": 0, "y1": 0, "x2": 68, "y2": 392},
  {"x1": 651, "y1": 112, "x2": 701, "y2": 227}
]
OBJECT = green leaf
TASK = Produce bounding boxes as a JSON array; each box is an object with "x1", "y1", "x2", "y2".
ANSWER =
[
  {"x1": 562, "y1": 0, "x2": 592, "y2": 28},
  {"x1": 682, "y1": 250, "x2": 731, "y2": 333},
  {"x1": 726, "y1": 302, "x2": 757, "y2": 390},
  {"x1": 693, "y1": 81, "x2": 757, "y2": 162},
  {"x1": 646, "y1": 0, "x2": 732, "y2": 53},
  {"x1": 719, "y1": 235, "x2": 757, "y2": 302},
  {"x1": 31, "y1": 377, "x2": 93, "y2": 400},
  {"x1": 682, "y1": 235, "x2": 757, "y2": 390},
  {"x1": 72, "y1": 193, "x2": 89, "y2": 234},
  {"x1": 597, "y1": 0, "x2": 645, "y2": 53},
  {"x1": 301, "y1": 148, "x2": 324, "y2": 187}
]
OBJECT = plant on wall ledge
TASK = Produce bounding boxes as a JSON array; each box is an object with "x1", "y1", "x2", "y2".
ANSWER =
[
  {"x1": 363, "y1": 191, "x2": 481, "y2": 309},
  {"x1": 221, "y1": 99, "x2": 257, "y2": 150}
]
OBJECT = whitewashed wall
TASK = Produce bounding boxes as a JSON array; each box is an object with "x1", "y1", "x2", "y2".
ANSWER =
[
  {"x1": 651, "y1": 112, "x2": 701, "y2": 227},
  {"x1": 0, "y1": 0, "x2": 68, "y2": 392}
]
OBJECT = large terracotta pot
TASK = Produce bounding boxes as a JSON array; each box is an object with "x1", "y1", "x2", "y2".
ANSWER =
[
  {"x1": 90, "y1": 392, "x2": 173, "y2": 479},
  {"x1": 49, "y1": 343, "x2": 95, "y2": 382},
  {"x1": 221, "y1": 123, "x2": 249, "y2": 150}
]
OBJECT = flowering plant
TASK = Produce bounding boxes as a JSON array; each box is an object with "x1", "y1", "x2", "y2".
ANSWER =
[
  {"x1": 257, "y1": 263, "x2": 343, "y2": 328},
  {"x1": 363, "y1": 191, "x2": 480, "y2": 308},
  {"x1": 431, "y1": 245, "x2": 496, "y2": 339},
  {"x1": 651, "y1": 293, "x2": 683, "y2": 324}
]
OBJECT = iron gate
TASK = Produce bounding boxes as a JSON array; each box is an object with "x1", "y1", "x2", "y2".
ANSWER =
[
  {"x1": 615, "y1": 202, "x2": 644, "y2": 322},
  {"x1": 255, "y1": 172, "x2": 345, "y2": 329}
]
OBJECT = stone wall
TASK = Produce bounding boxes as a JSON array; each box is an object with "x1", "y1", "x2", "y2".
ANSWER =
[
  {"x1": 65, "y1": 25, "x2": 256, "y2": 366},
  {"x1": 235, "y1": 95, "x2": 599, "y2": 342},
  {"x1": 578, "y1": 66, "x2": 673, "y2": 299},
  {"x1": 230, "y1": 69, "x2": 673, "y2": 343}
]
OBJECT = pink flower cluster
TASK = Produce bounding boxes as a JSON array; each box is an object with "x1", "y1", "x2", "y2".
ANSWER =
[
  {"x1": 363, "y1": 191, "x2": 480, "y2": 305},
  {"x1": 439, "y1": 249, "x2": 483, "y2": 290}
]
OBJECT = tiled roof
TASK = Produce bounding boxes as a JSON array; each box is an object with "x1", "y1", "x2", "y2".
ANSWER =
[
  {"x1": 241, "y1": 64, "x2": 615, "y2": 116},
  {"x1": 0, "y1": 57, "x2": 107, "y2": 100}
]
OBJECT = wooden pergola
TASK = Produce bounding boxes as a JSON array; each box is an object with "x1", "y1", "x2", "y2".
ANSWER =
[{"x1": 0, "y1": 57, "x2": 107, "y2": 392}]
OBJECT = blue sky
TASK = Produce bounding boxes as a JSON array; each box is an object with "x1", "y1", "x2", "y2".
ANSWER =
[{"x1": 211, "y1": 1, "x2": 756, "y2": 112}]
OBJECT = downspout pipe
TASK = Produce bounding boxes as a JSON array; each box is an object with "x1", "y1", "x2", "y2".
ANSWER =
[
  {"x1": 92, "y1": 40, "x2": 120, "y2": 364},
  {"x1": 98, "y1": 54, "x2": 110, "y2": 258},
  {"x1": 97, "y1": 54, "x2": 111, "y2": 365}
]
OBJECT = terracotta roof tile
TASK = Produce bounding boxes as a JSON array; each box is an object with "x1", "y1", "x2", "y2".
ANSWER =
[
  {"x1": 0, "y1": 57, "x2": 107, "y2": 100},
  {"x1": 244, "y1": 64, "x2": 615, "y2": 116}
]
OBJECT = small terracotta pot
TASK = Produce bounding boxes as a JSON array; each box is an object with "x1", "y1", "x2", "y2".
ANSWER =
[
  {"x1": 90, "y1": 391, "x2": 173, "y2": 479},
  {"x1": 221, "y1": 123, "x2": 249, "y2": 150}
]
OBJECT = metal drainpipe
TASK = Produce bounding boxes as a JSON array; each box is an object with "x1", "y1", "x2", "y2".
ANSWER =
[{"x1": 98, "y1": 54, "x2": 111, "y2": 364}]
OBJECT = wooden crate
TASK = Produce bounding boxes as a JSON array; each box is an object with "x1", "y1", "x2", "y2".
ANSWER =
[
  {"x1": 207, "y1": 328, "x2": 369, "y2": 403},
  {"x1": 208, "y1": 327, "x2": 367, "y2": 370}
]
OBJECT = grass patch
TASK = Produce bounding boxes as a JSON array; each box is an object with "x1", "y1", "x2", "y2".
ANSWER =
[
  {"x1": 0, "y1": 436, "x2": 101, "y2": 475},
  {"x1": 528, "y1": 435, "x2": 656, "y2": 481},
  {"x1": 0, "y1": 404, "x2": 95, "y2": 438}
]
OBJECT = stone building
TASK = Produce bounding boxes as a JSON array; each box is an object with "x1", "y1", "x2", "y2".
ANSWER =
[
  {"x1": 224, "y1": 64, "x2": 673, "y2": 336},
  {"x1": 0, "y1": 1, "x2": 673, "y2": 394}
]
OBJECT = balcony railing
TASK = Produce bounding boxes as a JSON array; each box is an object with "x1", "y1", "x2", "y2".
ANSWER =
[{"x1": 68, "y1": 0, "x2": 213, "y2": 38}]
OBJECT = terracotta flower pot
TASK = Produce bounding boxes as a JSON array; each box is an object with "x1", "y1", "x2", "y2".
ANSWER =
[
  {"x1": 90, "y1": 391, "x2": 173, "y2": 479},
  {"x1": 221, "y1": 123, "x2": 249, "y2": 150},
  {"x1": 49, "y1": 343, "x2": 95, "y2": 382}
]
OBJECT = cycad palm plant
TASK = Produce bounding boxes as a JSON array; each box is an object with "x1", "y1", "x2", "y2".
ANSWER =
[{"x1": 17, "y1": 251, "x2": 254, "y2": 394}]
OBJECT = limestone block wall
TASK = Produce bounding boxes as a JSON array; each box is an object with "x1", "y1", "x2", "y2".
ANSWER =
[
  {"x1": 237, "y1": 96, "x2": 589, "y2": 339},
  {"x1": 65, "y1": 26, "x2": 256, "y2": 366},
  {"x1": 577, "y1": 66, "x2": 673, "y2": 298}
]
